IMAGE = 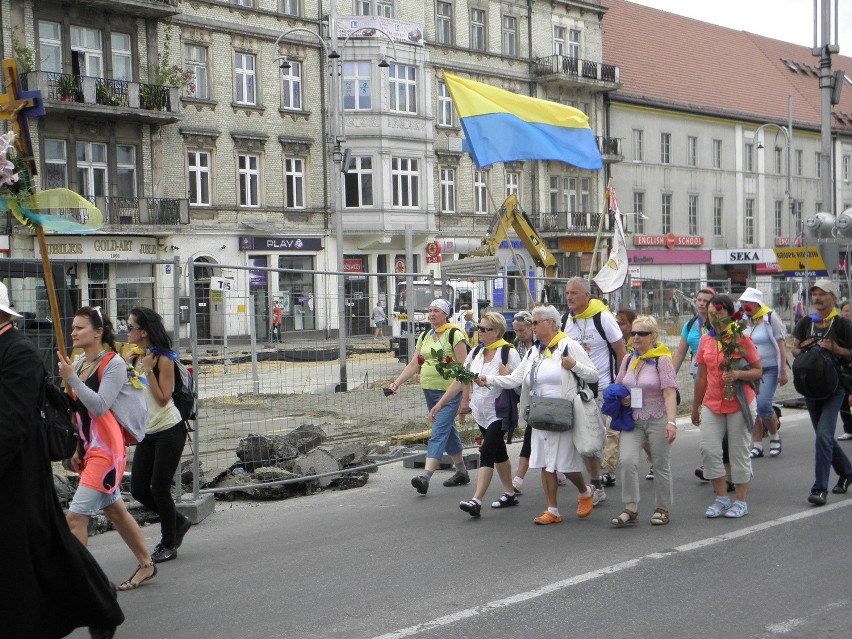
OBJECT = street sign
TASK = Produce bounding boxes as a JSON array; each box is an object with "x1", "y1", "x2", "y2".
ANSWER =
[
  {"x1": 210, "y1": 276, "x2": 233, "y2": 291},
  {"x1": 773, "y1": 247, "x2": 828, "y2": 277}
]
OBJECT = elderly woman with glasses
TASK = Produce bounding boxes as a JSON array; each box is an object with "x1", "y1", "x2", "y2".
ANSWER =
[
  {"x1": 430, "y1": 312, "x2": 522, "y2": 516},
  {"x1": 611, "y1": 316, "x2": 679, "y2": 526},
  {"x1": 478, "y1": 305, "x2": 598, "y2": 525}
]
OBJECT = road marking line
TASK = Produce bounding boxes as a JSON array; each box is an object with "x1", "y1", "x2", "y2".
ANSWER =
[{"x1": 371, "y1": 500, "x2": 852, "y2": 639}]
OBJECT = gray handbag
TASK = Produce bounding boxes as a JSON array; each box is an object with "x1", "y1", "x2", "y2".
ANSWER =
[{"x1": 525, "y1": 396, "x2": 574, "y2": 431}]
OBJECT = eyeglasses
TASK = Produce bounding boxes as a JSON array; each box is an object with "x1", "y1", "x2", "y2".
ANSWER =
[
  {"x1": 478, "y1": 326, "x2": 496, "y2": 333},
  {"x1": 532, "y1": 319, "x2": 551, "y2": 326},
  {"x1": 631, "y1": 331, "x2": 652, "y2": 337},
  {"x1": 126, "y1": 323, "x2": 140, "y2": 331}
]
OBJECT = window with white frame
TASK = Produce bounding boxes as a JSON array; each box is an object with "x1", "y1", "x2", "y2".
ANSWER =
[
  {"x1": 816, "y1": 152, "x2": 822, "y2": 178},
  {"x1": 389, "y1": 64, "x2": 416, "y2": 113},
  {"x1": 391, "y1": 158, "x2": 419, "y2": 208},
  {"x1": 687, "y1": 136, "x2": 697, "y2": 167},
  {"x1": 632, "y1": 129, "x2": 643, "y2": 162},
  {"x1": 235, "y1": 52, "x2": 256, "y2": 105},
  {"x1": 344, "y1": 157, "x2": 373, "y2": 207},
  {"x1": 564, "y1": 177, "x2": 577, "y2": 212},
  {"x1": 285, "y1": 157, "x2": 305, "y2": 208},
  {"x1": 116, "y1": 145, "x2": 136, "y2": 197},
  {"x1": 744, "y1": 143, "x2": 754, "y2": 172},
  {"x1": 71, "y1": 26, "x2": 103, "y2": 77},
  {"x1": 633, "y1": 191, "x2": 645, "y2": 234},
  {"x1": 342, "y1": 62, "x2": 372, "y2": 110},
  {"x1": 660, "y1": 132, "x2": 671, "y2": 164},
  {"x1": 44, "y1": 139, "x2": 67, "y2": 189},
  {"x1": 238, "y1": 153, "x2": 260, "y2": 207},
  {"x1": 713, "y1": 139, "x2": 722, "y2": 168},
  {"x1": 185, "y1": 44, "x2": 209, "y2": 99},
  {"x1": 744, "y1": 198, "x2": 754, "y2": 243},
  {"x1": 76, "y1": 142, "x2": 108, "y2": 197},
  {"x1": 548, "y1": 176, "x2": 559, "y2": 212},
  {"x1": 187, "y1": 150, "x2": 211, "y2": 206},
  {"x1": 111, "y1": 33, "x2": 132, "y2": 82},
  {"x1": 39, "y1": 21, "x2": 62, "y2": 72},
  {"x1": 775, "y1": 200, "x2": 783, "y2": 236},
  {"x1": 568, "y1": 29, "x2": 580, "y2": 58},
  {"x1": 688, "y1": 194, "x2": 698, "y2": 235},
  {"x1": 793, "y1": 200, "x2": 803, "y2": 232},
  {"x1": 354, "y1": 0, "x2": 370, "y2": 13},
  {"x1": 440, "y1": 166, "x2": 456, "y2": 212},
  {"x1": 774, "y1": 147, "x2": 783, "y2": 174},
  {"x1": 281, "y1": 60, "x2": 302, "y2": 110},
  {"x1": 235, "y1": 0, "x2": 255, "y2": 7},
  {"x1": 795, "y1": 149, "x2": 803, "y2": 176},
  {"x1": 506, "y1": 171, "x2": 519, "y2": 197},
  {"x1": 474, "y1": 170, "x2": 488, "y2": 213},
  {"x1": 714, "y1": 196, "x2": 723, "y2": 235},
  {"x1": 377, "y1": 0, "x2": 393, "y2": 16},
  {"x1": 661, "y1": 193, "x2": 672, "y2": 233},
  {"x1": 470, "y1": 8, "x2": 486, "y2": 51},
  {"x1": 844, "y1": 155, "x2": 850, "y2": 181},
  {"x1": 437, "y1": 81, "x2": 453, "y2": 126},
  {"x1": 281, "y1": 0, "x2": 301, "y2": 16},
  {"x1": 502, "y1": 16, "x2": 517, "y2": 56},
  {"x1": 553, "y1": 26, "x2": 566, "y2": 56},
  {"x1": 436, "y1": 1, "x2": 453, "y2": 45},
  {"x1": 580, "y1": 177, "x2": 590, "y2": 212}
]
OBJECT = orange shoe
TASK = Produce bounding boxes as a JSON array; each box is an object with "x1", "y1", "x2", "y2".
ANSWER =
[
  {"x1": 577, "y1": 487, "x2": 594, "y2": 518},
  {"x1": 533, "y1": 511, "x2": 563, "y2": 525}
]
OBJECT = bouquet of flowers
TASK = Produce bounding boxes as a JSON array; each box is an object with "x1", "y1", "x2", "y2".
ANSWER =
[
  {"x1": 707, "y1": 308, "x2": 747, "y2": 400},
  {"x1": 418, "y1": 348, "x2": 477, "y2": 385},
  {"x1": 0, "y1": 131, "x2": 32, "y2": 199}
]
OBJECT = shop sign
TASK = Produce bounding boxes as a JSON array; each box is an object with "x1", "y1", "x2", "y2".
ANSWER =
[
  {"x1": 559, "y1": 237, "x2": 596, "y2": 252},
  {"x1": 38, "y1": 236, "x2": 157, "y2": 258},
  {"x1": 336, "y1": 15, "x2": 425, "y2": 46},
  {"x1": 775, "y1": 237, "x2": 803, "y2": 247},
  {"x1": 343, "y1": 258, "x2": 364, "y2": 272},
  {"x1": 425, "y1": 241, "x2": 442, "y2": 264},
  {"x1": 773, "y1": 247, "x2": 829, "y2": 277},
  {"x1": 633, "y1": 233, "x2": 704, "y2": 248},
  {"x1": 711, "y1": 248, "x2": 777, "y2": 265},
  {"x1": 239, "y1": 236, "x2": 322, "y2": 251},
  {"x1": 627, "y1": 250, "x2": 711, "y2": 265},
  {"x1": 755, "y1": 263, "x2": 783, "y2": 274}
]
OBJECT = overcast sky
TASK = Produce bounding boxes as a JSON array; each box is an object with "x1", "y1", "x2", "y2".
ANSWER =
[{"x1": 626, "y1": 0, "x2": 852, "y2": 53}]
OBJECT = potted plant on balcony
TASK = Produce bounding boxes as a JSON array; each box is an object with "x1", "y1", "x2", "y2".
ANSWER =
[
  {"x1": 96, "y1": 81, "x2": 121, "y2": 107},
  {"x1": 56, "y1": 75, "x2": 78, "y2": 102}
]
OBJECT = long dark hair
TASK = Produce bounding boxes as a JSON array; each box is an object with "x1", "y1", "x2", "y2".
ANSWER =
[
  {"x1": 709, "y1": 294, "x2": 735, "y2": 316},
  {"x1": 129, "y1": 306, "x2": 173, "y2": 353},
  {"x1": 76, "y1": 306, "x2": 117, "y2": 353}
]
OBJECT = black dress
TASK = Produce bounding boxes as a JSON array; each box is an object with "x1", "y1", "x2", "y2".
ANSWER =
[{"x1": 0, "y1": 325, "x2": 124, "y2": 637}]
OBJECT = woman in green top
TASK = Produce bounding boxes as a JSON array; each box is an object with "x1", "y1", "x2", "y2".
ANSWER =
[{"x1": 388, "y1": 299, "x2": 470, "y2": 495}]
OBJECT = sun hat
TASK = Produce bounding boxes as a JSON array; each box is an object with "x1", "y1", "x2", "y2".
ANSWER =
[
  {"x1": 429, "y1": 298, "x2": 452, "y2": 316},
  {"x1": 810, "y1": 279, "x2": 840, "y2": 298},
  {"x1": 0, "y1": 282, "x2": 22, "y2": 318},
  {"x1": 737, "y1": 287, "x2": 763, "y2": 306}
]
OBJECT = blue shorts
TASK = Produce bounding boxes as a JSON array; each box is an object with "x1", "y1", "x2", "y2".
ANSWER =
[
  {"x1": 69, "y1": 485, "x2": 122, "y2": 516},
  {"x1": 423, "y1": 389, "x2": 463, "y2": 459}
]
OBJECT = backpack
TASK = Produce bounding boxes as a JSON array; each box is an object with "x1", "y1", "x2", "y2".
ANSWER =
[
  {"x1": 416, "y1": 326, "x2": 470, "y2": 356},
  {"x1": 40, "y1": 374, "x2": 79, "y2": 461},
  {"x1": 96, "y1": 352, "x2": 148, "y2": 444},
  {"x1": 172, "y1": 359, "x2": 198, "y2": 423},
  {"x1": 793, "y1": 344, "x2": 840, "y2": 399},
  {"x1": 562, "y1": 310, "x2": 617, "y2": 382}
]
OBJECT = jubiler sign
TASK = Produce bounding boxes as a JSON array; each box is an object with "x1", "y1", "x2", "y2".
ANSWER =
[{"x1": 633, "y1": 233, "x2": 704, "y2": 249}]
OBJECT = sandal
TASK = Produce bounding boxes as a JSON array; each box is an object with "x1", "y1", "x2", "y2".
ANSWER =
[
  {"x1": 705, "y1": 496, "x2": 731, "y2": 518},
  {"x1": 650, "y1": 507, "x2": 670, "y2": 525},
  {"x1": 118, "y1": 561, "x2": 157, "y2": 591},
  {"x1": 749, "y1": 446, "x2": 764, "y2": 458},
  {"x1": 724, "y1": 500, "x2": 749, "y2": 518},
  {"x1": 769, "y1": 438, "x2": 782, "y2": 457},
  {"x1": 611, "y1": 508, "x2": 638, "y2": 527}
]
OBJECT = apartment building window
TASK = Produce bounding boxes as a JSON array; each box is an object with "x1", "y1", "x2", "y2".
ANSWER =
[
  {"x1": 744, "y1": 143, "x2": 754, "y2": 172},
  {"x1": 281, "y1": 0, "x2": 301, "y2": 16},
  {"x1": 633, "y1": 191, "x2": 645, "y2": 234},
  {"x1": 713, "y1": 139, "x2": 722, "y2": 168},
  {"x1": 185, "y1": 44, "x2": 209, "y2": 99},
  {"x1": 632, "y1": 129, "x2": 644, "y2": 162},
  {"x1": 688, "y1": 194, "x2": 698, "y2": 235},
  {"x1": 660, "y1": 133, "x2": 670, "y2": 164},
  {"x1": 71, "y1": 26, "x2": 103, "y2": 77},
  {"x1": 238, "y1": 153, "x2": 260, "y2": 207},
  {"x1": 343, "y1": 62, "x2": 371, "y2": 110},
  {"x1": 389, "y1": 64, "x2": 416, "y2": 113},
  {"x1": 795, "y1": 149, "x2": 803, "y2": 176},
  {"x1": 580, "y1": 177, "x2": 590, "y2": 212},
  {"x1": 816, "y1": 152, "x2": 822, "y2": 178},
  {"x1": 116, "y1": 145, "x2": 137, "y2": 197},
  {"x1": 235, "y1": 0, "x2": 255, "y2": 6},
  {"x1": 377, "y1": 1, "x2": 393, "y2": 17},
  {"x1": 281, "y1": 60, "x2": 302, "y2": 110},
  {"x1": 44, "y1": 139, "x2": 67, "y2": 189},
  {"x1": 844, "y1": 155, "x2": 850, "y2": 181},
  {"x1": 744, "y1": 198, "x2": 755, "y2": 244},
  {"x1": 549, "y1": 177, "x2": 559, "y2": 211},
  {"x1": 793, "y1": 200, "x2": 803, "y2": 234},
  {"x1": 187, "y1": 150, "x2": 211, "y2": 206},
  {"x1": 568, "y1": 29, "x2": 581, "y2": 59},
  {"x1": 775, "y1": 200, "x2": 783, "y2": 236},
  {"x1": 391, "y1": 158, "x2": 419, "y2": 208},
  {"x1": 816, "y1": 201, "x2": 822, "y2": 214},
  {"x1": 553, "y1": 26, "x2": 565, "y2": 55},
  {"x1": 470, "y1": 8, "x2": 486, "y2": 51},
  {"x1": 502, "y1": 16, "x2": 517, "y2": 56},
  {"x1": 506, "y1": 171, "x2": 520, "y2": 197},
  {"x1": 437, "y1": 81, "x2": 453, "y2": 126},
  {"x1": 111, "y1": 33, "x2": 132, "y2": 82},
  {"x1": 474, "y1": 170, "x2": 488, "y2": 213},
  {"x1": 344, "y1": 157, "x2": 374, "y2": 207},
  {"x1": 714, "y1": 196, "x2": 723, "y2": 235},
  {"x1": 436, "y1": 1, "x2": 453, "y2": 45},
  {"x1": 661, "y1": 193, "x2": 672, "y2": 233},
  {"x1": 774, "y1": 147, "x2": 783, "y2": 174},
  {"x1": 76, "y1": 142, "x2": 108, "y2": 197},
  {"x1": 440, "y1": 167, "x2": 456, "y2": 213},
  {"x1": 285, "y1": 158, "x2": 305, "y2": 209},
  {"x1": 355, "y1": 0, "x2": 370, "y2": 14},
  {"x1": 39, "y1": 21, "x2": 62, "y2": 72},
  {"x1": 687, "y1": 136, "x2": 697, "y2": 167},
  {"x1": 235, "y1": 53, "x2": 256, "y2": 105}
]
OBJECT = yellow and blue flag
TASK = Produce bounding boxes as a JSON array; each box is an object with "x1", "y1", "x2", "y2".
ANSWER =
[{"x1": 443, "y1": 72, "x2": 603, "y2": 170}]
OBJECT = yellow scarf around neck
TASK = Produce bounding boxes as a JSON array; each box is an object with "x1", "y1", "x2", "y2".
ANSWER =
[
  {"x1": 539, "y1": 331, "x2": 568, "y2": 357},
  {"x1": 750, "y1": 305, "x2": 772, "y2": 321},
  {"x1": 570, "y1": 298, "x2": 609, "y2": 320},
  {"x1": 484, "y1": 338, "x2": 512, "y2": 351},
  {"x1": 630, "y1": 343, "x2": 672, "y2": 369},
  {"x1": 814, "y1": 308, "x2": 839, "y2": 326}
]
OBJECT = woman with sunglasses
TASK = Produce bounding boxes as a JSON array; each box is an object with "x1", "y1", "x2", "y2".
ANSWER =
[
  {"x1": 126, "y1": 307, "x2": 192, "y2": 564},
  {"x1": 479, "y1": 305, "x2": 599, "y2": 525},
  {"x1": 57, "y1": 306, "x2": 157, "y2": 592},
  {"x1": 691, "y1": 295, "x2": 762, "y2": 519},
  {"x1": 430, "y1": 312, "x2": 522, "y2": 516},
  {"x1": 510, "y1": 311, "x2": 535, "y2": 493},
  {"x1": 611, "y1": 316, "x2": 678, "y2": 526}
]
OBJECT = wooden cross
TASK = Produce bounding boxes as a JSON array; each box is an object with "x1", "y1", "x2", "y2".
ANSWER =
[{"x1": 0, "y1": 59, "x2": 44, "y2": 170}]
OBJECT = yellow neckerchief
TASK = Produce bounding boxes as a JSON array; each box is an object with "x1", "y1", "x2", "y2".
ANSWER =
[
  {"x1": 630, "y1": 343, "x2": 672, "y2": 369},
  {"x1": 430, "y1": 322, "x2": 458, "y2": 336},
  {"x1": 749, "y1": 305, "x2": 772, "y2": 321},
  {"x1": 568, "y1": 298, "x2": 608, "y2": 320},
  {"x1": 483, "y1": 338, "x2": 512, "y2": 351},
  {"x1": 813, "y1": 307, "x2": 839, "y2": 328},
  {"x1": 537, "y1": 332, "x2": 568, "y2": 357}
]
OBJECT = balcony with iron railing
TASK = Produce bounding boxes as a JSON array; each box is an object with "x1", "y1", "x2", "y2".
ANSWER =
[
  {"x1": 47, "y1": 196, "x2": 189, "y2": 228},
  {"x1": 23, "y1": 72, "x2": 181, "y2": 124},
  {"x1": 72, "y1": 0, "x2": 180, "y2": 18},
  {"x1": 532, "y1": 55, "x2": 619, "y2": 91},
  {"x1": 533, "y1": 211, "x2": 605, "y2": 234},
  {"x1": 597, "y1": 136, "x2": 623, "y2": 162}
]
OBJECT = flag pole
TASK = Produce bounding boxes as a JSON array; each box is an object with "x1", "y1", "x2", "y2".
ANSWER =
[{"x1": 587, "y1": 177, "x2": 613, "y2": 286}]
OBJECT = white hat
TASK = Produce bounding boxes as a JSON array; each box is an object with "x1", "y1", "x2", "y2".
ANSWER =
[
  {"x1": 738, "y1": 287, "x2": 763, "y2": 306},
  {"x1": 811, "y1": 279, "x2": 840, "y2": 298},
  {"x1": 0, "y1": 282, "x2": 22, "y2": 318},
  {"x1": 429, "y1": 298, "x2": 452, "y2": 317}
]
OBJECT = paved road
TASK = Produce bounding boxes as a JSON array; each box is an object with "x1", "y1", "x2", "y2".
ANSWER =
[{"x1": 69, "y1": 409, "x2": 852, "y2": 639}]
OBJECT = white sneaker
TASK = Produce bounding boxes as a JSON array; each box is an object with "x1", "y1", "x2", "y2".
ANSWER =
[
  {"x1": 511, "y1": 476, "x2": 524, "y2": 494},
  {"x1": 556, "y1": 472, "x2": 567, "y2": 486},
  {"x1": 593, "y1": 487, "x2": 607, "y2": 505}
]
